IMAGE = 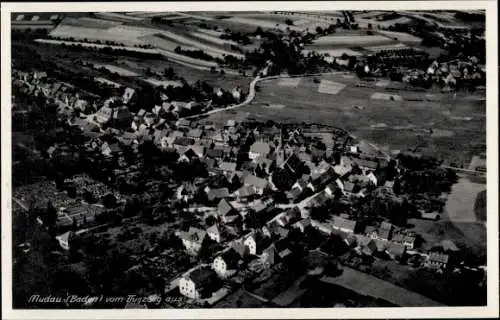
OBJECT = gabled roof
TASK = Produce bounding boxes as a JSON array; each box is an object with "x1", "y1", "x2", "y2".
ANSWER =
[
  {"x1": 208, "y1": 188, "x2": 230, "y2": 201},
  {"x1": 217, "y1": 199, "x2": 235, "y2": 216},
  {"x1": 206, "y1": 148, "x2": 224, "y2": 158},
  {"x1": 386, "y1": 242, "x2": 406, "y2": 258},
  {"x1": 186, "y1": 266, "x2": 218, "y2": 288},
  {"x1": 173, "y1": 136, "x2": 194, "y2": 146},
  {"x1": 206, "y1": 224, "x2": 219, "y2": 235},
  {"x1": 331, "y1": 216, "x2": 356, "y2": 231},
  {"x1": 244, "y1": 174, "x2": 269, "y2": 190},
  {"x1": 236, "y1": 185, "x2": 257, "y2": 198},
  {"x1": 428, "y1": 252, "x2": 450, "y2": 264},
  {"x1": 218, "y1": 248, "x2": 241, "y2": 269}
]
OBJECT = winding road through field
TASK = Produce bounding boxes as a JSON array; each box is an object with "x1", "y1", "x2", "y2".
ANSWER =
[{"x1": 183, "y1": 68, "x2": 353, "y2": 120}]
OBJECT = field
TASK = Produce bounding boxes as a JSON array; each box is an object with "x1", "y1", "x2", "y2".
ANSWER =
[
  {"x1": 377, "y1": 30, "x2": 423, "y2": 44},
  {"x1": 93, "y1": 64, "x2": 139, "y2": 76},
  {"x1": 205, "y1": 73, "x2": 485, "y2": 166},
  {"x1": 444, "y1": 178, "x2": 486, "y2": 223},
  {"x1": 371, "y1": 92, "x2": 403, "y2": 101},
  {"x1": 312, "y1": 35, "x2": 396, "y2": 47},
  {"x1": 278, "y1": 78, "x2": 301, "y2": 87},
  {"x1": 321, "y1": 266, "x2": 442, "y2": 307}
]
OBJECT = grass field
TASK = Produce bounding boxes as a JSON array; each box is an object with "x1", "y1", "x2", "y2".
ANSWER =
[
  {"x1": 205, "y1": 74, "x2": 485, "y2": 166},
  {"x1": 312, "y1": 35, "x2": 396, "y2": 47},
  {"x1": 444, "y1": 178, "x2": 486, "y2": 223}
]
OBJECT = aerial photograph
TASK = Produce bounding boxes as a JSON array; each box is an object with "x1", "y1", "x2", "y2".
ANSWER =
[{"x1": 10, "y1": 9, "x2": 487, "y2": 309}]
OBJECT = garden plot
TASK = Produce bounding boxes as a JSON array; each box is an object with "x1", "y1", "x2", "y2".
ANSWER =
[
  {"x1": 278, "y1": 78, "x2": 301, "y2": 87},
  {"x1": 371, "y1": 92, "x2": 403, "y2": 101},
  {"x1": 318, "y1": 80, "x2": 346, "y2": 95},
  {"x1": 93, "y1": 64, "x2": 139, "y2": 76},
  {"x1": 313, "y1": 35, "x2": 394, "y2": 47}
]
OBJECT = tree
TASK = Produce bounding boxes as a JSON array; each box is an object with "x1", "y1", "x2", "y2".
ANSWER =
[{"x1": 285, "y1": 19, "x2": 294, "y2": 26}]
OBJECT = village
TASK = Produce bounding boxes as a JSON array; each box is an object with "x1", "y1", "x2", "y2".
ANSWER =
[{"x1": 11, "y1": 67, "x2": 486, "y2": 309}]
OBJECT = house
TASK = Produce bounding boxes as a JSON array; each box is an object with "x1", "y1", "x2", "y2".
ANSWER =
[
  {"x1": 219, "y1": 161, "x2": 237, "y2": 174},
  {"x1": 234, "y1": 185, "x2": 257, "y2": 201},
  {"x1": 249, "y1": 141, "x2": 271, "y2": 160},
  {"x1": 122, "y1": 87, "x2": 136, "y2": 104},
  {"x1": 173, "y1": 136, "x2": 194, "y2": 148},
  {"x1": 425, "y1": 252, "x2": 450, "y2": 270},
  {"x1": 212, "y1": 248, "x2": 241, "y2": 278},
  {"x1": 352, "y1": 158, "x2": 379, "y2": 174},
  {"x1": 101, "y1": 142, "x2": 122, "y2": 157},
  {"x1": 187, "y1": 144, "x2": 205, "y2": 158},
  {"x1": 178, "y1": 227, "x2": 207, "y2": 255},
  {"x1": 291, "y1": 179, "x2": 308, "y2": 193},
  {"x1": 208, "y1": 188, "x2": 230, "y2": 202},
  {"x1": 344, "y1": 235, "x2": 357, "y2": 247},
  {"x1": 324, "y1": 181, "x2": 341, "y2": 197},
  {"x1": 205, "y1": 147, "x2": 225, "y2": 159},
  {"x1": 366, "y1": 171, "x2": 378, "y2": 186},
  {"x1": 217, "y1": 199, "x2": 239, "y2": 223},
  {"x1": 385, "y1": 242, "x2": 406, "y2": 260},
  {"x1": 175, "y1": 118, "x2": 191, "y2": 129},
  {"x1": 420, "y1": 212, "x2": 441, "y2": 221},
  {"x1": 331, "y1": 216, "x2": 356, "y2": 234},
  {"x1": 187, "y1": 128, "x2": 204, "y2": 140},
  {"x1": 177, "y1": 148, "x2": 199, "y2": 163},
  {"x1": 343, "y1": 181, "x2": 360, "y2": 195},
  {"x1": 392, "y1": 233, "x2": 416, "y2": 249},
  {"x1": 55, "y1": 231, "x2": 74, "y2": 250},
  {"x1": 244, "y1": 174, "x2": 269, "y2": 195},
  {"x1": 292, "y1": 218, "x2": 311, "y2": 233},
  {"x1": 308, "y1": 167, "x2": 337, "y2": 192},
  {"x1": 440, "y1": 239, "x2": 459, "y2": 252},
  {"x1": 362, "y1": 240, "x2": 378, "y2": 256},
  {"x1": 47, "y1": 146, "x2": 57, "y2": 158},
  {"x1": 206, "y1": 224, "x2": 221, "y2": 243},
  {"x1": 274, "y1": 207, "x2": 302, "y2": 227},
  {"x1": 376, "y1": 222, "x2": 393, "y2": 241},
  {"x1": 179, "y1": 267, "x2": 220, "y2": 299},
  {"x1": 261, "y1": 244, "x2": 280, "y2": 267},
  {"x1": 243, "y1": 230, "x2": 271, "y2": 256}
]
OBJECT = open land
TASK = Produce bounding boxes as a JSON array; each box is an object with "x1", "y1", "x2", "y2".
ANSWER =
[{"x1": 205, "y1": 74, "x2": 485, "y2": 166}]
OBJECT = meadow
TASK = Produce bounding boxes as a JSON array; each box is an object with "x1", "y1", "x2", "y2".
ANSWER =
[{"x1": 205, "y1": 73, "x2": 485, "y2": 166}]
